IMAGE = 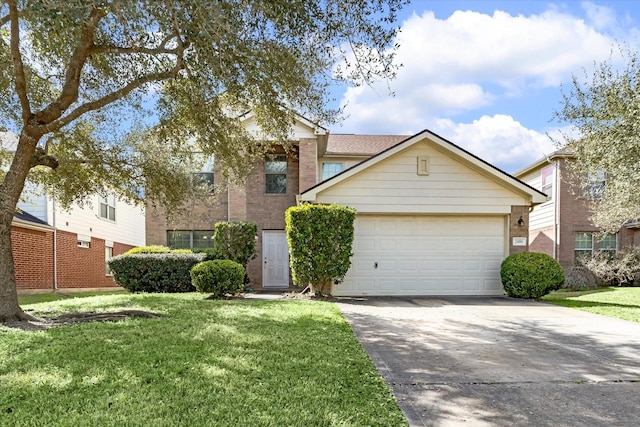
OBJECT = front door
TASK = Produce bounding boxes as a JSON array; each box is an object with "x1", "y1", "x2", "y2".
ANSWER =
[{"x1": 262, "y1": 230, "x2": 289, "y2": 288}]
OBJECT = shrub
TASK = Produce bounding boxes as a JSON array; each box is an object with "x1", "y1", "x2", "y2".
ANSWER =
[
  {"x1": 585, "y1": 247, "x2": 640, "y2": 286},
  {"x1": 125, "y1": 245, "x2": 193, "y2": 255},
  {"x1": 213, "y1": 222, "x2": 257, "y2": 267},
  {"x1": 563, "y1": 266, "x2": 599, "y2": 290},
  {"x1": 109, "y1": 253, "x2": 205, "y2": 293},
  {"x1": 285, "y1": 204, "x2": 356, "y2": 295},
  {"x1": 192, "y1": 247, "x2": 223, "y2": 261},
  {"x1": 190, "y1": 260, "x2": 245, "y2": 298},
  {"x1": 500, "y1": 252, "x2": 565, "y2": 298},
  {"x1": 125, "y1": 245, "x2": 173, "y2": 254}
]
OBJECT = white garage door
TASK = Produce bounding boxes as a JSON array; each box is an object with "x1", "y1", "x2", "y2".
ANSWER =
[{"x1": 335, "y1": 215, "x2": 506, "y2": 296}]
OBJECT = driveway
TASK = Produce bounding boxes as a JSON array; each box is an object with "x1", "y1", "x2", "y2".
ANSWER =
[{"x1": 337, "y1": 296, "x2": 640, "y2": 427}]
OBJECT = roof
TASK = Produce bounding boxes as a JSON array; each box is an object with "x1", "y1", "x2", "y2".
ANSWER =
[
  {"x1": 513, "y1": 149, "x2": 574, "y2": 178},
  {"x1": 301, "y1": 129, "x2": 548, "y2": 205},
  {"x1": 325, "y1": 134, "x2": 409, "y2": 156},
  {"x1": 12, "y1": 210, "x2": 54, "y2": 232}
]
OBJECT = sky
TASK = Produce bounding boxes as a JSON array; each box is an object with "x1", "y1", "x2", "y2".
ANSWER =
[{"x1": 329, "y1": 0, "x2": 640, "y2": 173}]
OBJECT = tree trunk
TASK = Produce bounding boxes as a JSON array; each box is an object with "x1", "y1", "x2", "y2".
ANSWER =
[
  {"x1": 0, "y1": 130, "x2": 40, "y2": 323},
  {"x1": 0, "y1": 221, "x2": 32, "y2": 322}
]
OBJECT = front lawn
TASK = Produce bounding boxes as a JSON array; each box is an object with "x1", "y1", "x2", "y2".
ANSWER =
[
  {"x1": 0, "y1": 293, "x2": 406, "y2": 427},
  {"x1": 542, "y1": 287, "x2": 640, "y2": 323}
]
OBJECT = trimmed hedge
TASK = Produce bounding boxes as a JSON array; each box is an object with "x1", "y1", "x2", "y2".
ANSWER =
[
  {"x1": 285, "y1": 204, "x2": 356, "y2": 295},
  {"x1": 109, "y1": 253, "x2": 206, "y2": 293},
  {"x1": 190, "y1": 260, "x2": 245, "y2": 298},
  {"x1": 213, "y1": 222, "x2": 257, "y2": 267},
  {"x1": 125, "y1": 245, "x2": 193, "y2": 254},
  {"x1": 500, "y1": 252, "x2": 565, "y2": 299}
]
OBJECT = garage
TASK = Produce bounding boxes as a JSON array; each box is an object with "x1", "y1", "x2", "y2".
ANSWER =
[
  {"x1": 337, "y1": 215, "x2": 505, "y2": 296},
  {"x1": 299, "y1": 130, "x2": 546, "y2": 296}
]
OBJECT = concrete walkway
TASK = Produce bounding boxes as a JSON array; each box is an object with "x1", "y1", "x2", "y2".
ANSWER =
[{"x1": 337, "y1": 296, "x2": 640, "y2": 427}]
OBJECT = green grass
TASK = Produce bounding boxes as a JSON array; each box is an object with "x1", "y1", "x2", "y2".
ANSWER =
[
  {"x1": 542, "y1": 287, "x2": 640, "y2": 323},
  {"x1": 17, "y1": 290, "x2": 128, "y2": 305},
  {"x1": 0, "y1": 293, "x2": 407, "y2": 427}
]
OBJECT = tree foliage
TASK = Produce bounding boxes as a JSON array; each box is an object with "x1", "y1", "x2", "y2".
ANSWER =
[
  {"x1": 213, "y1": 221, "x2": 257, "y2": 268},
  {"x1": 0, "y1": 0, "x2": 405, "y2": 322},
  {"x1": 554, "y1": 45, "x2": 640, "y2": 232},
  {"x1": 285, "y1": 204, "x2": 356, "y2": 295}
]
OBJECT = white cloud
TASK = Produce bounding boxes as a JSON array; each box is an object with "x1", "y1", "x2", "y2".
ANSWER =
[
  {"x1": 432, "y1": 115, "x2": 557, "y2": 173},
  {"x1": 334, "y1": 4, "x2": 630, "y2": 171}
]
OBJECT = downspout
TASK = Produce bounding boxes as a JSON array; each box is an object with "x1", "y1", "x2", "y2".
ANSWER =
[
  {"x1": 553, "y1": 160, "x2": 559, "y2": 261},
  {"x1": 52, "y1": 195, "x2": 58, "y2": 291}
]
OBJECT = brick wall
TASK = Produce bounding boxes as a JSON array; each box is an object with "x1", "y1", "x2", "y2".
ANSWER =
[
  {"x1": 529, "y1": 225, "x2": 555, "y2": 257},
  {"x1": 556, "y1": 158, "x2": 637, "y2": 266},
  {"x1": 246, "y1": 152, "x2": 299, "y2": 289},
  {"x1": 56, "y1": 230, "x2": 133, "y2": 289},
  {"x1": 12, "y1": 226, "x2": 54, "y2": 290},
  {"x1": 508, "y1": 205, "x2": 530, "y2": 255},
  {"x1": 146, "y1": 170, "x2": 229, "y2": 246},
  {"x1": 298, "y1": 138, "x2": 317, "y2": 193}
]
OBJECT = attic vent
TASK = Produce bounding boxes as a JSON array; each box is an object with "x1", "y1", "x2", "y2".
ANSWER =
[{"x1": 417, "y1": 156, "x2": 430, "y2": 176}]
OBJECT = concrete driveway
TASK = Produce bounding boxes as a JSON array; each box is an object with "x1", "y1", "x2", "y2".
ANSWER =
[{"x1": 337, "y1": 296, "x2": 640, "y2": 427}]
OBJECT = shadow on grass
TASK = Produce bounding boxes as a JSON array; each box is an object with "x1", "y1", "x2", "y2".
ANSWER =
[{"x1": 1, "y1": 295, "x2": 406, "y2": 427}]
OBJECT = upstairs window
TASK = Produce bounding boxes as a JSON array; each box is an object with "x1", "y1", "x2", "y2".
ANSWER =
[
  {"x1": 541, "y1": 165, "x2": 554, "y2": 200},
  {"x1": 99, "y1": 195, "x2": 116, "y2": 221},
  {"x1": 322, "y1": 162, "x2": 343, "y2": 180},
  {"x1": 192, "y1": 156, "x2": 215, "y2": 193},
  {"x1": 583, "y1": 170, "x2": 606, "y2": 200},
  {"x1": 265, "y1": 155, "x2": 287, "y2": 194}
]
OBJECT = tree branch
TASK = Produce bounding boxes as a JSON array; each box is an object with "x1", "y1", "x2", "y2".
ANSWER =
[
  {"x1": 7, "y1": 0, "x2": 31, "y2": 122},
  {"x1": 89, "y1": 44, "x2": 181, "y2": 56},
  {"x1": 43, "y1": 67, "x2": 183, "y2": 133},
  {"x1": 30, "y1": 147, "x2": 59, "y2": 169},
  {"x1": 34, "y1": 6, "x2": 106, "y2": 125}
]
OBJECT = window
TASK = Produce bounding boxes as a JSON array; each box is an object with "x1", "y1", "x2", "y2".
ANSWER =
[
  {"x1": 598, "y1": 234, "x2": 617, "y2": 257},
  {"x1": 322, "y1": 162, "x2": 343, "y2": 180},
  {"x1": 77, "y1": 234, "x2": 91, "y2": 248},
  {"x1": 192, "y1": 156, "x2": 214, "y2": 193},
  {"x1": 105, "y1": 246, "x2": 113, "y2": 275},
  {"x1": 574, "y1": 232, "x2": 618, "y2": 264},
  {"x1": 265, "y1": 155, "x2": 287, "y2": 194},
  {"x1": 99, "y1": 194, "x2": 116, "y2": 221},
  {"x1": 541, "y1": 165, "x2": 554, "y2": 200},
  {"x1": 583, "y1": 170, "x2": 606, "y2": 200},
  {"x1": 167, "y1": 230, "x2": 214, "y2": 249},
  {"x1": 574, "y1": 232, "x2": 594, "y2": 265}
]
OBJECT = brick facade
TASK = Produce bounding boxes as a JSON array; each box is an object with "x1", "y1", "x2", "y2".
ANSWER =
[
  {"x1": 12, "y1": 225, "x2": 54, "y2": 289},
  {"x1": 527, "y1": 157, "x2": 640, "y2": 267},
  {"x1": 12, "y1": 227, "x2": 134, "y2": 291},
  {"x1": 508, "y1": 205, "x2": 530, "y2": 255}
]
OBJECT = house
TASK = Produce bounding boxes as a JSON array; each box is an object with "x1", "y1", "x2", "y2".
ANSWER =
[
  {"x1": 147, "y1": 116, "x2": 546, "y2": 296},
  {"x1": 514, "y1": 152, "x2": 640, "y2": 268},
  {"x1": 301, "y1": 130, "x2": 546, "y2": 296},
  {"x1": 2, "y1": 132, "x2": 146, "y2": 292}
]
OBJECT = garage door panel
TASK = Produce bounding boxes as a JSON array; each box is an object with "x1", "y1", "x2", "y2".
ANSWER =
[{"x1": 335, "y1": 215, "x2": 505, "y2": 296}]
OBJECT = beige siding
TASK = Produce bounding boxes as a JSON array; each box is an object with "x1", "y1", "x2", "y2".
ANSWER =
[
  {"x1": 520, "y1": 169, "x2": 555, "y2": 230},
  {"x1": 244, "y1": 117, "x2": 317, "y2": 140},
  {"x1": 315, "y1": 142, "x2": 528, "y2": 214},
  {"x1": 51, "y1": 195, "x2": 145, "y2": 247}
]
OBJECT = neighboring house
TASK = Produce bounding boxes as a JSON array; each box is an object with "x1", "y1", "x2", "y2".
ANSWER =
[
  {"x1": 2, "y1": 131, "x2": 146, "y2": 291},
  {"x1": 514, "y1": 151, "x2": 640, "y2": 268},
  {"x1": 147, "y1": 117, "x2": 546, "y2": 296}
]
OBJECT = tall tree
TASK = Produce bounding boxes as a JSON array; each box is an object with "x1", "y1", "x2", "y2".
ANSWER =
[
  {"x1": 0, "y1": 0, "x2": 405, "y2": 322},
  {"x1": 554, "y1": 45, "x2": 640, "y2": 233}
]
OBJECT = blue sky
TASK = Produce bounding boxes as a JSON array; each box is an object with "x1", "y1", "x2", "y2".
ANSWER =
[{"x1": 330, "y1": 1, "x2": 640, "y2": 173}]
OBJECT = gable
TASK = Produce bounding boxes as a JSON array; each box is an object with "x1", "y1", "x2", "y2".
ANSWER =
[{"x1": 302, "y1": 131, "x2": 547, "y2": 215}]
